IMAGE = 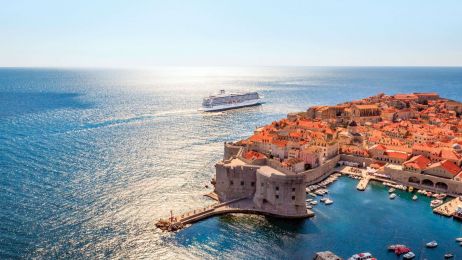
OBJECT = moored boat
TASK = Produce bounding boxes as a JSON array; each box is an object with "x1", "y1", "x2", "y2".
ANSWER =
[
  {"x1": 456, "y1": 237, "x2": 462, "y2": 242},
  {"x1": 388, "y1": 188, "x2": 395, "y2": 193},
  {"x1": 389, "y1": 193, "x2": 397, "y2": 199},
  {"x1": 394, "y1": 246, "x2": 411, "y2": 255},
  {"x1": 388, "y1": 244, "x2": 406, "y2": 251},
  {"x1": 426, "y1": 240, "x2": 438, "y2": 248},
  {"x1": 310, "y1": 201, "x2": 318, "y2": 205},
  {"x1": 403, "y1": 251, "x2": 415, "y2": 259},
  {"x1": 348, "y1": 252, "x2": 376, "y2": 260},
  {"x1": 324, "y1": 198, "x2": 334, "y2": 205},
  {"x1": 444, "y1": 253, "x2": 454, "y2": 259},
  {"x1": 430, "y1": 199, "x2": 443, "y2": 207},
  {"x1": 412, "y1": 195, "x2": 418, "y2": 201}
]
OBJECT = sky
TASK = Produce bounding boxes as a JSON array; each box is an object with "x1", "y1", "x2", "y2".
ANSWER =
[{"x1": 1, "y1": 0, "x2": 461, "y2": 68}]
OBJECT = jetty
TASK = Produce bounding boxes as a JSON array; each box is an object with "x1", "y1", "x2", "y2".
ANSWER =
[
  {"x1": 156, "y1": 196, "x2": 314, "y2": 232},
  {"x1": 433, "y1": 197, "x2": 462, "y2": 217},
  {"x1": 356, "y1": 177, "x2": 370, "y2": 191}
]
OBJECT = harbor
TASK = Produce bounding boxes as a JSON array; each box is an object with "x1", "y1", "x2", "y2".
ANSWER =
[{"x1": 173, "y1": 175, "x2": 462, "y2": 259}]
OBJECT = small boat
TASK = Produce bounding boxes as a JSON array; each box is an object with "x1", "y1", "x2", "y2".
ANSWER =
[
  {"x1": 426, "y1": 240, "x2": 438, "y2": 248},
  {"x1": 427, "y1": 191, "x2": 433, "y2": 197},
  {"x1": 456, "y1": 237, "x2": 462, "y2": 242},
  {"x1": 324, "y1": 198, "x2": 334, "y2": 205},
  {"x1": 395, "y1": 246, "x2": 411, "y2": 255},
  {"x1": 309, "y1": 193, "x2": 317, "y2": 197},
  {"x1": 388, "y1": 188, "x2": 396, "y2": 193},
  {"x1": 388, "y1": 244, "x2": 406, "y2": 251},
  {"x1": 389, "y1": 193, "x2": 397, "y2": 199},
  {"x1": 435, "y1": 193, "x2": 447, "y2": 200},
  {"x1": 306, "y1": 205, "x2": 312, "y2": 209},
  {"x1": 430, "y1": 199, "x2": 443, "y2": 207},
  {"x1": 310, "y1": 201, "x2": 318, "y2": 205},
  {"x1": 320, "y1": 198, "x2": 327, "y2": 202},
  {"x1": 306, "y1": 198, "x2": 313, "y2": 202},
  {"x1": 408, "y1": 186, "x2": 414, "y2": 192},
  {"x1": 403, "y1": 251, "x2": 415, "y2": 259},
  {"x1": 347, "y1": 252, "x2": 375, "y2": 260},
  {"x1": 444, "y1": 253, "x2": 454, "y2": 259},
  {"x1": 412, "y1": 195, "x2": 418, "y2": 200}
]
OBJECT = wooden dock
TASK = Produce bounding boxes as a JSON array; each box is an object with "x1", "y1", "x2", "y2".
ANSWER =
[{"x1": 433, "y1": 197, "x2": 462, "y2": 217}]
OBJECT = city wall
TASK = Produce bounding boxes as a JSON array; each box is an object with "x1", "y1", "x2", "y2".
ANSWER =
[
  {"x1": 302, "y1": 155, "x2": 340, "y2": 185},
  {"x1": 384, "y1": 166, "x2": 462, "y2": 195}
]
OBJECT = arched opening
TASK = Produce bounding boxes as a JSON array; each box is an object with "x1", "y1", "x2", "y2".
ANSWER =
[
  {"x1": 435, "y1": 182, "x2": 448, "y2": 191},
  {"x1": 422, "y1": 179, "x2": 434, "y2": 187},
  {"x1": 408, "y1": 176, "x2": 420, "y2": 184}
]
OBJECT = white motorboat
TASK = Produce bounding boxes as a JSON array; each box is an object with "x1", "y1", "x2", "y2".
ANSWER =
[
  {"x1": 310, "y1": 201, "x2": 318, "y2": 205},
  {"x1": 388, "y1": 244, "x2": 406, "y2": 250},
  {"x1": 455, "y1": 237, "x2": 462, "y2": 242},
  {"x1": 347, "y1": 252, "x2": 374, "y2": 260},
  {"x1": 388, "y1": 188, "x2": 396, "y2": 193},
  {"x1": 430, "y1": 199, "x2": 443, "y2": 207},
  {"x1": 412, "y1": 195, "x2": 418, "y2": 201},
  {"x1": 324, "y1": 198, "x2": 334, "y2": 205},
  {"x1": 426, "y1": 240, "x2": 438, "y2": 248},
  {"x1": 389, "y1": 193, "x2": 397, "y2": 199},
  {"x1": 403, "y1": 251, "x2": 415, "y2": 259}
]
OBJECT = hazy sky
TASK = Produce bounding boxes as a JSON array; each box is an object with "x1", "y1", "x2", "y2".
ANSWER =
[{"x1": 1, "y1": 0, "x2": 461, "y2": 67}]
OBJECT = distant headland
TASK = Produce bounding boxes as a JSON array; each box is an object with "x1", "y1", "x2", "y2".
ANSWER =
[{"x1": 157, "y1": 92, "x2": 462, "y2": 231}]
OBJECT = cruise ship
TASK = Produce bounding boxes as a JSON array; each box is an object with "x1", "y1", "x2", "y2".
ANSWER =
[{"x1": 200, "y1": 90, "x2": 262, "y2": 112}]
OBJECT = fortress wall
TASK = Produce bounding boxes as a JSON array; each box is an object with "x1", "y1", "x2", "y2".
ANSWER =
[
  {"x1": 214, "y1": 163, "x2": 258, "y2": 201},
  {"x1": 253, "y1": 171, "x2": 306, "y2": 215},
  {"x1": 223, "y1": 143, "x2": 243, "y2": 160},
  {"x1": 302, "y1": 155, "x2": 340, "y2": 184},
  {"x1": 340, "y1": 154, "x2": 374, "y2": 166},
  {"x1": 267, "y1": 159, "x2": 296, "y2": 175},
  {"x1": 384, "y1": 167, "x2": 462, "y2": 195}
]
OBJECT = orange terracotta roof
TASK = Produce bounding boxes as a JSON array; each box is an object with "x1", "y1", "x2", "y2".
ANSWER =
[
  {"x1": 440, "y1": 160, "x2": 461, "y2": 176},
  {"x1": 386, "y1": 151, "x2": 409, "y2": 160},
  {"x1": 243, "y1": 151, "x2": 267, "y2": 160},
  {"x1": 403, "y1": 155, "x2": 431, "y2": 170}
]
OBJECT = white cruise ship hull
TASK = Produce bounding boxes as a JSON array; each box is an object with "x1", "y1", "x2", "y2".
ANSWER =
[{"x1": 199, "y1": 98, "x2": 262, "y2": 112}]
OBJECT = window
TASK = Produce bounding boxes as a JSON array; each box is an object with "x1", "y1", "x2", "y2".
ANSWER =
[
  {"x1": 241, "y1": 181, "x2": 244, "y2": 186},
  {"x1": 292, "y1": 196, "x2": 295, "y2": 200},
  {"x1": 251, "y1": 182, "x2": 255, "y2": 187},
  {"x1": 292, "y1": 188, "x2": 295, "y2": 192},
  {"x1": 276, "y1": 186, "x2": 279, "y2": 191},
  {"x1": 275, "y1": 195, "x2": 279, "y2": 199},
  {"x1": 230, "y1": 180, "x2": 233, "y2": 185}
]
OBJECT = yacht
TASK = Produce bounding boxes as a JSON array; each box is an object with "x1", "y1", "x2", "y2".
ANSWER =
[
  {"x1": 426, "y1": 240, "x2": 438, "y2": 248},
  {"x1": 200, "y1": 90, "x2": 262, "y2": 112},
  {"x1": 430, "y1": 199, "x2": 443, "y2": 207},
  {"x1": 403, "y1": 252, "x2": 415, "y2": 259},
  {"x1": 348, "y1": 252, "x2": 376, "y2": 260}
]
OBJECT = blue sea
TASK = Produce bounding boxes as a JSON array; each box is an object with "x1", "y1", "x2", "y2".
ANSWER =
[{"x1": 1, "y1": 67, "x2": 462, "y2": 259}]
